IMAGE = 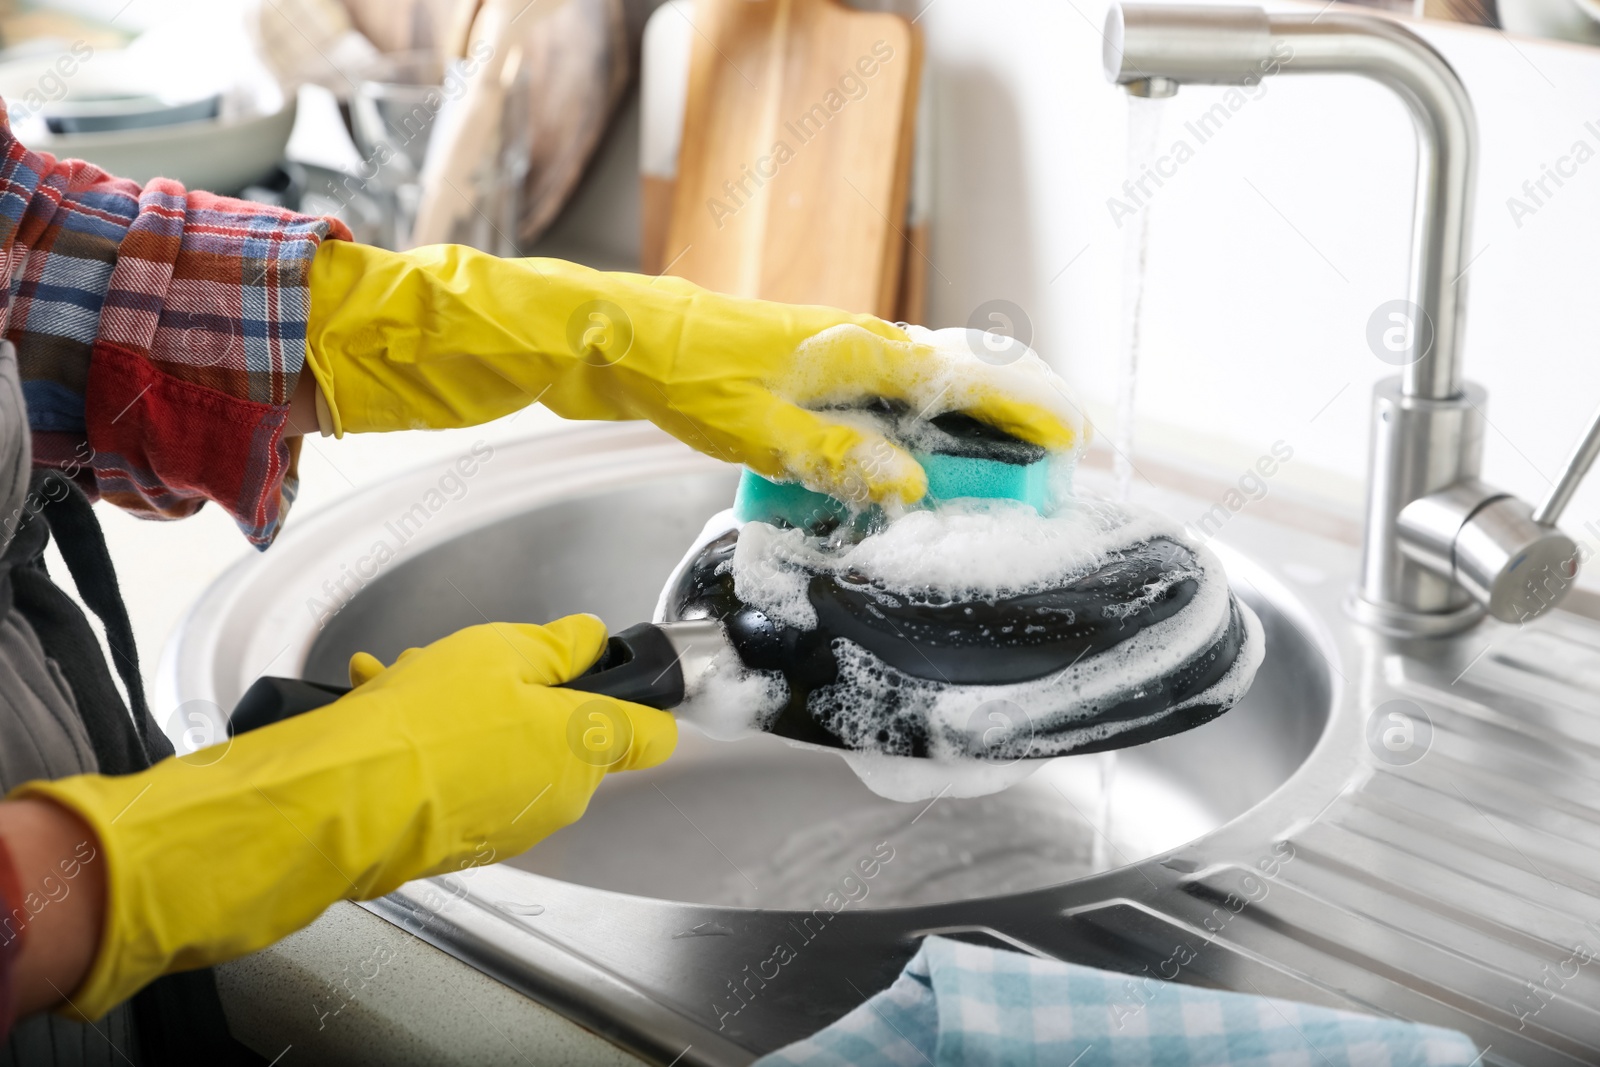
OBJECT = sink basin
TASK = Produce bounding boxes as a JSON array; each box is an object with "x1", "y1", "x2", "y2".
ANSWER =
[
  {"x1": 300, "y1": 468, "x2": 1328, "y2": 909},
  {"x1": 165, "y1": 424, "x2": 1600, "y2": 1066}
]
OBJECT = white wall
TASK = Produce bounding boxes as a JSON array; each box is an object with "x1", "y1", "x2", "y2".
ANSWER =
[{"x1": 914, "y1": 0, "x2": 1600, "y2": 577}]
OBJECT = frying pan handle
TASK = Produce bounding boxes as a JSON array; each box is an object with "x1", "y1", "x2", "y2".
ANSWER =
[
  {"x1": 560, "y1": 623, "x2": 687, "y2": 707},
  {"x1": 227, "y1": 622, "x2": 685, "y2": 736},
  {"x1": 228, "y1": 677, "x2": 351, "y2": 737}
]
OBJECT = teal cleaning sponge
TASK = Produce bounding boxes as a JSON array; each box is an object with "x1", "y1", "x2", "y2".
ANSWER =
[
  {"x1": 733, "y1": 472, "x2": 851, "y2": 530},
  {"x1": 921, "y1": 452, "x2": 1052, "y2": 508},
  {"x1": 732, "y1": 406, "x2": 1064, "y2": 529},
  {"x1": 733, "y1": 450, "x2": 1056, "y2": 529}
]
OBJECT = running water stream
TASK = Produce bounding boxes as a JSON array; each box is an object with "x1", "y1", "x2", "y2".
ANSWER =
[
  {"x1": 1112, "y1": 94, "x2": 1168, "y2": 503},
  {"x1": 1093, "y1": 93, "x2": 1170, "y2": 874}
]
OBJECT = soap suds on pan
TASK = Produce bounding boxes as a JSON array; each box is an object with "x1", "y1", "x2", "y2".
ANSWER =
[
  {"x1": 728, "y1": 495, "x2": 1173, "y2": 629},
  {"x1": 666, "y1": 495, "x2": 1264, "y2": 802}
]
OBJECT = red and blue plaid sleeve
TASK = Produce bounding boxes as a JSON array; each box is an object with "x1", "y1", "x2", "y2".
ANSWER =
[{"x1": 0, "y1": 103, "x2": 351, "y2": 548}]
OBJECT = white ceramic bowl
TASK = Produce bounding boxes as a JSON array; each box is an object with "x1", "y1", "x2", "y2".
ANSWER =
[{"x1": 31, "y1": 98, "x2": 297, "y2": 194}]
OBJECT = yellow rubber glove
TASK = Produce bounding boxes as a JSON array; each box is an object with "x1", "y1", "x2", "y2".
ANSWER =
[
  {"x1": 11, "y1": 615, "x2": 673, "y2": 1022},
  {"x1": 305, "y1": 241, "x2": 1084, "y2": 507}
]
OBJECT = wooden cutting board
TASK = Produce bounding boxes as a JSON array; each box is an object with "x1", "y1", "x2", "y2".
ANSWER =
[{"x1": 658, "y1": 0, "x2": 922, "y2": 319}]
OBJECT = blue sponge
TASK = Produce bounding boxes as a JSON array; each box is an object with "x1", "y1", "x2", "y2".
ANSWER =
[
  {"x1": 733, "y1": 474, "x2": 850, "y2": 530},
  {"x1": 921, "y1": 452, "x2": 1052, "y2": 507},
  {"x1": 733, "y1": 451, "x2": 1055, "y2": 529}
]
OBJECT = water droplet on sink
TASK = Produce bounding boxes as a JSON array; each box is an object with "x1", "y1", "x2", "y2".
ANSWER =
[
  {"x1": 673, "y1": 921, "x2": 734, "y2": 939},
  {"x1": 495, "y1": 901, "x2": 545, "y2": 916}
]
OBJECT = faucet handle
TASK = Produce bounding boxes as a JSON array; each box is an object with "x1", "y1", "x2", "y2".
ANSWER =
[
  {"x1": 1398, "y1": 481, "x2": 1578, "y2": 625},
  {"x1": 1531, "y1": 401, "x2": 1600, "y2": 526},
  {"x1": 1396, "y1": 400, "x2": 1600, "y2": 625}
]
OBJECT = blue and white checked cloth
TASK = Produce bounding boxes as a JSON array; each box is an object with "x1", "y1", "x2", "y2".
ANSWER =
[{"x1": 755, "y1": 936, "x2": 1480, "y2": 1067}]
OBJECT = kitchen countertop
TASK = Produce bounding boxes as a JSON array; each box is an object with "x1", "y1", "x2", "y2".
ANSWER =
[{"x1": 218, "y1": 903, "x2": 645, "y2": 1066}]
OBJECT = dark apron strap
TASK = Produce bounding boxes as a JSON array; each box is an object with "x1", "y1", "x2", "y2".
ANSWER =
[
  {"x1": 1, "y1": 483, "x2": 158, "y2": 776},
  {"x1": 4, "y1": 470, "x2": 261, "y2": 1066},
  {"x1": 21, "y1": 470, "x2": 167, "y2": 765}
]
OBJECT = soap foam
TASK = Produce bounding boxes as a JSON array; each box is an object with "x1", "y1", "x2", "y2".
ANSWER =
[
  {"x1": 834, "y1": 750, "x2": 1045, "y2": 803},
  {"x1": 729, "y1": 494, "x2": 1174, "y2": 630},
  {"x1": 676, "y1": 644, "x2": 789, "y2": 741},
  {"x1": 668, "y1": 497, "x2": 1264, "y2": 802}
]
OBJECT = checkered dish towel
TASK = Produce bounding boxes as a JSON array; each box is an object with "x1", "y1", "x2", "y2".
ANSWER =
[{"x1": 754, "y1": 936, "x2": 1480, "y2": 1067}]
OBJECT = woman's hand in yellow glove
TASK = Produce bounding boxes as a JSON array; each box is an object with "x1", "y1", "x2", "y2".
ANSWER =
[
  {"x1": 11, "y1": 614, "x2": 673, "y2": 1021},
  {"x1": 305, "y1": 241, "x2": 1084, "y2": 507}
]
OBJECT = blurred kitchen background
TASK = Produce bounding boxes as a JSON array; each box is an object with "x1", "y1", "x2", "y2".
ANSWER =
[{"x1": 4, "y1": 0, "x2": 1600, "y2": 684}]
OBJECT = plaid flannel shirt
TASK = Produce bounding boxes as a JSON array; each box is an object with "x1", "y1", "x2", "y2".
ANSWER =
[{"x1": 0, "y1": 104, "x2": 350, "y2": 548}]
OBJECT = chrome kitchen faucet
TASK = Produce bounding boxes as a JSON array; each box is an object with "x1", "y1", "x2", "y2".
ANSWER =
[{"x1": 1104, "y1": 3, "x2": 1600, "y2": 635}]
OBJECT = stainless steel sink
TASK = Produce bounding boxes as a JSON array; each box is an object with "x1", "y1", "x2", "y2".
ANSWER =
[
  {"x1": 297, "y1": 446, "x2": 1327, "y2": 913},
  {"x1": 163, "y1": 424, "x2": 1600, "y2": 1066}
]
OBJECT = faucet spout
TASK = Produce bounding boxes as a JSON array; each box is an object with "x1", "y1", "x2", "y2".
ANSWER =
[
  {"x1": 1099, "y1": 5, "x2": 1573, "y2": 631},
  {"x1": 1104, "y1": 3, "x2": 1476, "y2": 401}
]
